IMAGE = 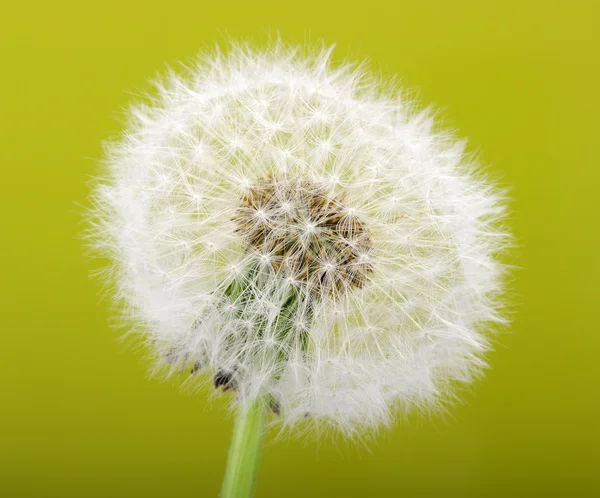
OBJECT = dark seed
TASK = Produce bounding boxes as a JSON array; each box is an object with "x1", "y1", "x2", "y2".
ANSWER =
[
  {"x1": 270, "y1": 398, "x2": 281, "y2": 415},
  {"x1": 214, "y1": 370, "x2": 236, "y2": 391}
]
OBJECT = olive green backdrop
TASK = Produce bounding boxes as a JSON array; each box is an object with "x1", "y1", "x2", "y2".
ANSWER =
[{"x1": 2, "y1": 1, "x2": 599, "y2": 497}]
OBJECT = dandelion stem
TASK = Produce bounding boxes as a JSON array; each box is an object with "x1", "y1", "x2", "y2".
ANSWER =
[{"x1": 221, "y1": 397, "x2": 269, "y2": 498}]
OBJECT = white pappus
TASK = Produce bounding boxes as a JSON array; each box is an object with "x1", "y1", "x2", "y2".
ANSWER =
[{"x1": 89, "y1": 41, "x2": 510, "y2": 435}]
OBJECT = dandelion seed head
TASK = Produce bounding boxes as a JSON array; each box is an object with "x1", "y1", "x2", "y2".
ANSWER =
[{"x1": 89, "y1": 41, "x2": 510, "y2": 434}]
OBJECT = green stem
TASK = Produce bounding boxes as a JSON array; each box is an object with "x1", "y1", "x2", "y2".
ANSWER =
[{"x1": 220, "y1": 398, "x2": 270, "y2": 498}]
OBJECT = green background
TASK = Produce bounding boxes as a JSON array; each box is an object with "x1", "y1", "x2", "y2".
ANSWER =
[{"x1": 2, "y1": 1, "x2": 599, "y2": 496}]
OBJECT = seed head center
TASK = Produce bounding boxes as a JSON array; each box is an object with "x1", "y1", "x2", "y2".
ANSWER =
[{"x1": 234, "y1": 177, "x2": 373, "y2": 296}]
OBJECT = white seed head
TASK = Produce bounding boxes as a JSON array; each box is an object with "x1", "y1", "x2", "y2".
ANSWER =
[{"x1": 89, "y1": 42, "x2": 510, "y2": 435}]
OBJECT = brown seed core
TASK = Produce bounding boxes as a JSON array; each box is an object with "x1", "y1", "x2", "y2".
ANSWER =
[{"x1": 233, "y1": 177, "x2": 373, "y2": 297}]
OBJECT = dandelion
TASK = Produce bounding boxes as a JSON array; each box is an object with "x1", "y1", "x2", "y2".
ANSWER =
[{"x1": 89, "y1": 41, "x2": 509, "y2": 497}]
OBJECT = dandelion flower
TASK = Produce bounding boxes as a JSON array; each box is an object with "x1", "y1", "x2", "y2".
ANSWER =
[{"x1": 89, "y1": 41, "x2": 509, "y2": 496}]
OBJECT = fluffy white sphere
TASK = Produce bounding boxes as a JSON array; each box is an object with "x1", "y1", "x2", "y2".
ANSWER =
[{"x1": 91, "y1": 42, "x2": 509, "y2": 434}]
